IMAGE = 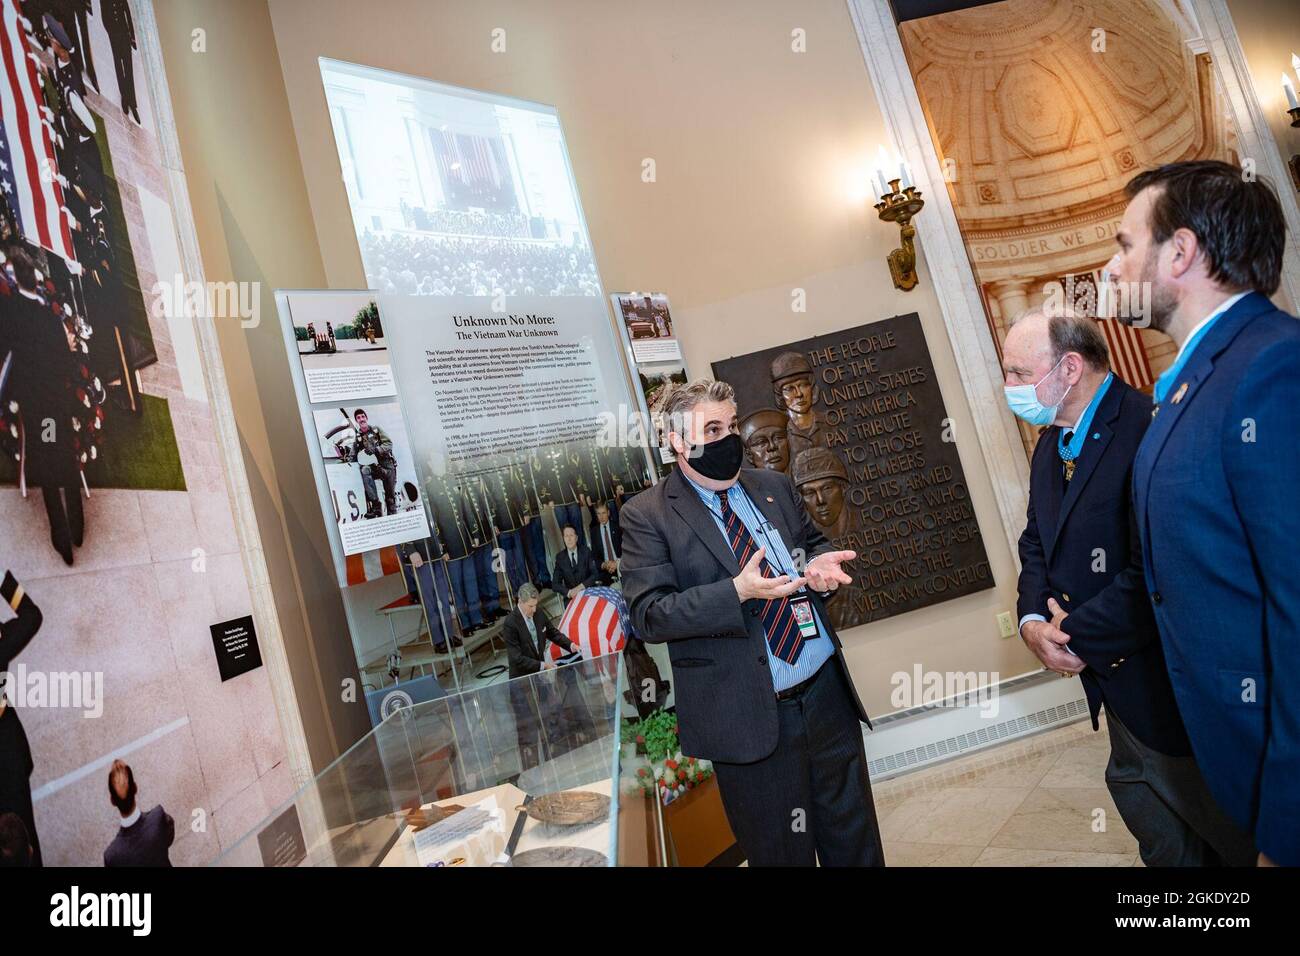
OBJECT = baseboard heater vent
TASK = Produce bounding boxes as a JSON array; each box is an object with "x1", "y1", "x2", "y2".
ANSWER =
[{"x1": 865, "y1": 674, "x2": 1089, "y2": 781}]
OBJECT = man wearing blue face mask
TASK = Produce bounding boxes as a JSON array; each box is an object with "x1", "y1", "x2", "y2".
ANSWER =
[{"x1": 1005, "y1": 307, "x2": 1253, "y2": 866}]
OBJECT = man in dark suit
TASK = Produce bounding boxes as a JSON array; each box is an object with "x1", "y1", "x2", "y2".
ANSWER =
[
  {"x1": 0, "y1": 571, "x2": 43, "y2": 866},
  {"x1": 500, "y1": 584, "x2": 576, "y2": 769},
  {"x1": 501, "y1": 583, "x2": 575, "y2": 679},
  {"x1": 1006, "y1": 307, "x2": 1253, "y2": 866},
  {"x1": 620, "y1": 379, "x2": 881, "y2": 866},
  {"x1": 69, "y1": 0, "x2": 99, "y2": 91},
  {"x1": 1112, "y1": 160, "x2": 1299, "y2": 867},
  {"x1": 3, "y1": 249, "x2": 81, "y2": 566},
  {"x1": 103, "y1": 760, "x2": 174, "y2": 867},
  {"x1": 551, "y1": 525, "x2": 597, "y2": 604},
  {"x1": 101, "y1": 0, "x2": 139, "y2": 123},
  {"x1": 588, "y1": 501, "x2": 621, "y2": 584}
]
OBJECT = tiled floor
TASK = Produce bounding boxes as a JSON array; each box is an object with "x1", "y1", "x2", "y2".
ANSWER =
[{"x1": 872, "y1": 715, "x2": 1145, "y2": 866}]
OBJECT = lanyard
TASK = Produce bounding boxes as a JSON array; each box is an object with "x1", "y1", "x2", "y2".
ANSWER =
[{"x1": 1058, "y1": 372, "x2": 1113, "y2": 463}]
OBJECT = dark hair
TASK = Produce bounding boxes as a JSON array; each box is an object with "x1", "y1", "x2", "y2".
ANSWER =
[
  {"x1": 353, "y1": 409, "x2": 367, "y2": 419},
  {"x1": 0, "y1": 812, "x2": 32, "y2": 867},
  {"x1": 1124, "y1": 160, "x2": 1284, "y2": 296},
  {"x1": 560, "y1": 524, "x2": 578, "y2": 535},
  {"x1": 1048, "y1": 313, "x2": 1110, "y2": 372},
  {"x1": 108, "y1": 760, "x2": 137, "y2": 815}
]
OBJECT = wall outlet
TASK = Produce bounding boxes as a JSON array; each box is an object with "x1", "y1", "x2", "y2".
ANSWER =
[{"x1": 997, "y1": 611, "x2": 1016, "y2": 638}]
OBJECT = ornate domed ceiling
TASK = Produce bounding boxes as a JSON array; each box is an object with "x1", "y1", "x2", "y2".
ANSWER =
[
  {"x1": 901, "y1": 0, "x2": 1232, "y2": 258},
  {"x1": 900, "y1": 0, "x2": 1240, "y2": 459}
]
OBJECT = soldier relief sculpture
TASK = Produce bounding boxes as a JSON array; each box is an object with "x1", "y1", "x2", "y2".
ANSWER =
[{"x1": 715, "y1": 315, "x2": 994, "y2": 629}]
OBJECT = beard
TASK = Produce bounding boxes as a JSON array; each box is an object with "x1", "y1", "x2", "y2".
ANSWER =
[{"x1": 1128, "y1": 245, "x2": 1178, "y2": 333}]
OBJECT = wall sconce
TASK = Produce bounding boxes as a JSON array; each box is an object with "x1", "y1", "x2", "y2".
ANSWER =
[
  {"x1": 873, "y1": 152, "x2": 924, "y2": 291},
  {"x1": 1285, "y1": 54, "x2": 1300, "y2": 127},
  {"x1": 1284, "y1": 55, "x2": 1300, "y2": 193}
]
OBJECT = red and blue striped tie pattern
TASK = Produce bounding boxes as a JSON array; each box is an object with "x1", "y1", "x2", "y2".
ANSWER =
[{"x1": 718, "y1": 490, "x2": 804, "y2": 664}]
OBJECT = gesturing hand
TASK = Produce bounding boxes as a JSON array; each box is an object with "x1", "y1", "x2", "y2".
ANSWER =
[
  {"x1": 733, "y1": 546, "x2": 805, "y2": 602},
  {"x1": 805, "y1": 550, "x2": 856, "y2": 593}
]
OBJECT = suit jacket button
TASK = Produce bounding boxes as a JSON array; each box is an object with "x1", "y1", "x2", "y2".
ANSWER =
[
  {"x1": 1151, "y1": 592, "x2": 1162, "y2": 605},
  {"x1": 750, "y1": 608, "x2": 760, "y2": 618},
  {"x1": 757, "y1": 655, "x2": 767, "y2": 666}
]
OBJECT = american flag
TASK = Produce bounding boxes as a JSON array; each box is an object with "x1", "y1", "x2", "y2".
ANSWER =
[
  {"x1": 1061, "y1": 270, "x2": 1154, "y2": 392},
  {"x1": 344, "y1": 546, "x2": 402, "y2": 586},
  {"x1": 1097, "y1": 316, "x2": 1154, "y2": 392},
  {"x1": 0, "y1": 0, "x2": 76, "y2": 263},
  {"x1": 551, "y1": 586, "x2": 630, "y2": 661}
]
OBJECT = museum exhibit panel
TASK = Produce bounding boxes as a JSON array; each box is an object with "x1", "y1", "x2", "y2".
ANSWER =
[{"x1": 1, "y1": 0, "x2": 1298, "y2": 881}]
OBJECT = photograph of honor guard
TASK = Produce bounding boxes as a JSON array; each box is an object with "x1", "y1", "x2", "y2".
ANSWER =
[
  {"x1": 463, "y1": 470, "x2": 503, "y2": 625},
  {"x1": 398, "y1": 538, "x2": 458, "y2": 652},
  {"x1": 516, "y1": 452, "x2": 553, "y2": 591},
  {"x1": 548, "y1": 443, "x2": 587, "y2": 549},
  {"x1": 429, "y1": 470, "x2": 489, "y2": 635},
  {"x1": 482, "y1": 459, "x2": 530, "y2": 594}
]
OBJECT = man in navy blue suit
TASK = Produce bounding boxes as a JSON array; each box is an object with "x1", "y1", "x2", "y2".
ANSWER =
[
  {"x1": 1112, "y1": 160, "x2": 1297, "y2": 867},
  {"x1": 1006, "y1": 307, "x2": 1252, "y2": 866}
]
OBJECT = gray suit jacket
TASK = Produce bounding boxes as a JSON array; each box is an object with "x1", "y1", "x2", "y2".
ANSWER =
[{"x1": 620, "y1": 465, "x2": 870, "y2": 763}]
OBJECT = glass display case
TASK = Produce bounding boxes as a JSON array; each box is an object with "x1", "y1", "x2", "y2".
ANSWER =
[{"x1": 215, "y1": 654, "x2": 665, "y2": 866}]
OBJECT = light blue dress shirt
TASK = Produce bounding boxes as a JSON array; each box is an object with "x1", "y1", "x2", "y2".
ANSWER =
[
  {"x1": 524, "y1": 613, "x2": 539, "y2": 653},
  {"x1": 1152, "y1": 292, "x2": 1248, "y2": 404},
  {"x1": 682, "y1": 472, "x2": 835, "y2": 692}
]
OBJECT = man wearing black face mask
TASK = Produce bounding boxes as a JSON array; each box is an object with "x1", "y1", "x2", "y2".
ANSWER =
[{"x1": 619, "y1": 378, "x2": 884, "y2": 866}]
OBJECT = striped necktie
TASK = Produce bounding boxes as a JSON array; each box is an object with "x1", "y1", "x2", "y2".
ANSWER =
[{"x1": 718, "y1": 489, "x2": 805, "y2": 664}]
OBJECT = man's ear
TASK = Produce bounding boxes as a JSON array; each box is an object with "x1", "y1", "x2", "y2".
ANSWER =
[
  {"x1": 1167, "y1": 227, "x2": 1201, "y2": 280},
  {"x1": 1066, "y1": 352, "x2": 1086, "y2": 385}
]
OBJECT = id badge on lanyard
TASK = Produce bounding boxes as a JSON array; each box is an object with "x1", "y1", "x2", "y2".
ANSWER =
[
  {"x1": 758, "y1": 519, "x2": 819, "y2": 641},
  {"x1": 789, "y1": 594, "x2": 819, "y2": 639}
]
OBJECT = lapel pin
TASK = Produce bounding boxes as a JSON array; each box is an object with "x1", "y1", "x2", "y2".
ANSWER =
[
  {"x1": 766, "y1": 496, "x2": 774, "y2": 503},
  {"x1": 1171, "y1": 382, "x2": 1188, "y2": 404},
  {"x1": 1092, "y1": 432, "x2": 1100, "y2": 440}
]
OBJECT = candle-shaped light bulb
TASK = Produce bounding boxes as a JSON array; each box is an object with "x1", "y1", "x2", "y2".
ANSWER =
[
  {"x1": 1284, "y1": 73, "x2": 1299, "y2": 111},
  {"x1": 875, "y1": 145, "x2": 891, "y2": 196},
  {"x1": 899, "y1": 160, "x2": 912, "y2": 190},
  {"x1": 1292, "y1": 52, "x2": 1300, "y2": 84}
]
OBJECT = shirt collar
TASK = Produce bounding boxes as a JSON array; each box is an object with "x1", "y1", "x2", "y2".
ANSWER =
[
  {"x1": 120, "y1": 807, "x2": 141, "y2": 829},
  {"x1": 1067, "y1": 371, "x2": 1113, "y2": 433},
  {"x1": 1175, "y1": 291, "x2": 1249, "y2": 364},
  {"x1": 680, "y1": 470, "x2": 738, "y2": 510}
]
